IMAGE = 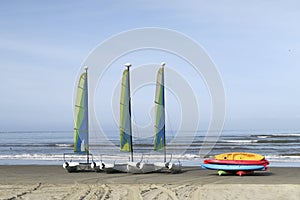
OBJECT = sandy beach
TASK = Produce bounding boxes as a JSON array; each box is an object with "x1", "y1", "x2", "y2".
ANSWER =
[{"x1": 0, "y1": 166, "x2": 299, "y2": 200}]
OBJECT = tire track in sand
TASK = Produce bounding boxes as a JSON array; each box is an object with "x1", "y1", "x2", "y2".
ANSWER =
[
  {"x1": 62, "y1": 184, "x2": 89, "y2": 200},
  {"x1": 4, "y1": 183, "x2": 42, "y2": 200},
  {"x1": 155, "y1": 184, "x2": 179, "y2": 200},
  {"x1": 140, "y1": 184, "x2": 179, "y2": 200},
  {"x1": 140, "y1": 185, "x2": 163, "y2": 199},
  {"x1": 123, "y1": 184, "x2": 142, "y2": 200}
]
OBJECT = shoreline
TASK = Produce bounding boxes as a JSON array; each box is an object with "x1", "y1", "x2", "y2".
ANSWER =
[
  {"x1": 1, "y1": 165, "x2": 299, "y2": 184},
  {"x1": 1, "y1": 157, "x2": 300, "y2": 167},
  {"x1": 1, "y1": 166, "x2": 299, "y2": 199}
]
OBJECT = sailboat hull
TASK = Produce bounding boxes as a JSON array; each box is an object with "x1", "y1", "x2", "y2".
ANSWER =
[
  {"x1": 105, "y1": 163, "x2": 128, "y2": 173},
  {"x1": 63, "y1": 162, "x2": 93, "y2": 172},
  {"x1": 127, "y1": 162, "x2": 156, "y2": 173},
  {"x1": 92, "y1": 162, "x2": 128, "y2": 173},
  {"x1": 154, "y1": 162, "x2": 182, "y2": 173},
  {"x1": 139, "y1": 163, "x2": 156, "y2": 173},
  {"x1": 154, "y1": 162, "x2": 168, "y2": 171},
  {"x1": 168, "y1": 162, "x2": 182, "y2": 173},
  {"x1": 63, "y1": 162, "x2": 79, "y2": 173},
  {"x1": 91, "y1": 161, "x2": 103, "y2": 172}
]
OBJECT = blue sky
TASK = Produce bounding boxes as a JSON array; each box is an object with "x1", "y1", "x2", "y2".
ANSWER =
[{"x1": 0, "y1": 0, "x2": 300, "y2": 131}]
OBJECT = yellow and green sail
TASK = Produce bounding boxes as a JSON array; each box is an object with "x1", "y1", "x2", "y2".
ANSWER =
[
  {"x1": 74, "y1": 72, "x2": 88, "y2": 153},
  {"x1": 120, "y1": 69, "x2": 132, "y2": 152},
  {"x1": 154, "y1": 67, "x2": 165, "y2": 151}
]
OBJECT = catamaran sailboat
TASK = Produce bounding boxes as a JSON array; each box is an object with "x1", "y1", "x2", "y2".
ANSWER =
[
  {"x1": 91, "y1": 64, "x2": 133, "y2": 173},
  {"x1": 153, "y1": 63, "x2": 182, "y2": 173},
  {"x1": 121, "y1": 63, "x2": 155, "y2": 173},
  {"x1": 92, "y1": 63, "x2": 155, "y2": 173},
  {"x1": 63, "y1": 66, "x2": 93, "y2": 172}
]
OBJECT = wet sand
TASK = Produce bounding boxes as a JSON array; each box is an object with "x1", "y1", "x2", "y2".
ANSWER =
[{"x1": 0, "y1": 166, "x2": 299, "y2": 199}]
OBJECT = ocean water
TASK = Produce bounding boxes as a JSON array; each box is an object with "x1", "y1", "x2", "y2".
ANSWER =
[{"x1": 0, "y1": 130, "x2": 299, "y2": 167}]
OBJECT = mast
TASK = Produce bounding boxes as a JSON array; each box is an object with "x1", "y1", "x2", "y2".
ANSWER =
[
  {"x1": 125, "y1": 63, "x2": 134, "y2": 162},
  {"x1": 84, "y1": 66, "x2": 89, "y2": 164},
  {"x1": 161, "y1": 62, "x2": 166, "y2": 162}
]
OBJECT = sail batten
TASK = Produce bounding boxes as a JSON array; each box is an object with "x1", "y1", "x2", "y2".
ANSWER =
[
  {"x1": 154, "y1": 67, "x2": 166, "y2": 152},
  {"x1": 120, "y1": 69, "x2": 132, "y2": 152},
  {"x1": 74, "y1": 72, "x2": 88, "y2": 153}
]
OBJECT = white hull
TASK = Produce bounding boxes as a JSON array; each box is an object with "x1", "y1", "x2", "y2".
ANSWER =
[
  {"x1": 168, "y1": 162, "x2": 182, "y2": 173},
  {"x1": 63, "y1": 161, "x2": 79, "y2": 172},
  {"x1": 154, "y1": 162, "x2": 167, "y2": 171},
  {"x1": 127, "y1": 162, "x2": 156, "y2": 173},
  {"x1": 90, "y1": 161, "x2": 103, "y2": 172},
  {"x1": 105, "y1": 163, "x2": 128, "y2": 173},
  {"x1": 154, "y1": 162, "x2": 182, "y2": 173},
  {"x1": 139, "y1": 162, "x2": 156, "y2": 173},
  {"x1": 63, "y1": 161, "x2": 93, "y2": 172},
  {"x1": 92, "y1": 161, "x2": 158, "y2": 173},
  {"x1": 91, "y1": 161, "x2": 128, "y2": 173}
]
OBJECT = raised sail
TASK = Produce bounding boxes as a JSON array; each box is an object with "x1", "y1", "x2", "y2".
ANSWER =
[
  {"x1": 120, "y1": 67, "x2": 133, "y2": 153},
  {"x1": 74, "y1": 72, "x2": 88, "y2": 153},
  {"x1": 153, "y1": 63, "x2": 182, "y2": 172},
  {"x1": 90, "y1": 65, "x2": 132, "y2": 173},
  {"x1": 63, "y1": 66, "x2": 94, "y2": 172},
  {"x1": 154, "y1": 66, "x2": 166, "y2": 153}
]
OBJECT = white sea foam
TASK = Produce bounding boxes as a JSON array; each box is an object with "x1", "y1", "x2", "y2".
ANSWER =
[
  {"x1": 221, "y1": 140, "x2": 258, "y2": 143},
  {"x1": 1, "y1": 153, "x2": 299, "y2": 162},
  {"x1": 55, "y1": 144, "x2": 73, "y2": 147},
  {"x1": 0, "y1": 153, "x2": 300, "y2": 167},
  {"x1": 257, "y1": 133, "x2": 300, "y2": 137},
  {"x1": 0, "y1": 153, "x2": 200, "y2": 161},
  {"x1": 257, "y1": 136, "x2": 269, "y2": 139},
  {"x1": 266, "y1": 155, "x2": 300, "y2": 160}
]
